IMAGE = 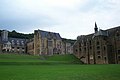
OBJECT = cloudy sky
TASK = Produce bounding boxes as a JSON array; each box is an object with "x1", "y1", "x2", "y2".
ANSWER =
[{"x1": 0, "y1": 0, "x2": 120, "y2": 39}]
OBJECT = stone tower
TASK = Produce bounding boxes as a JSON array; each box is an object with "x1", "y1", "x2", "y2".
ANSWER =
[{"x1": 1, "y1": 30, "x2": 8, "y2": 41}]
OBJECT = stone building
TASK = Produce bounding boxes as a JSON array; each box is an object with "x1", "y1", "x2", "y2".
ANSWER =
[
  {"x1": 0, "y1": 43, "x2": 1, "y2": 51},
  {"x1": 33, "y1": 29, "x2": 63, "y2": 55},
  {"x1": 27, "y1": 31, "x2": 75, "y2": 55},
  {"x1": 27, "y1": 39, "x2": 34, "y2": 55},
  {"x1": 0, "y1": 30, "x2": 27, "y2": 53},
  {"x1": 62, "y1": 42, "x2": 73, "y2": 54},
  {"x1": 62, "y1": 39, "x2": 75, "y2": 54},
  {"x1": 73, "y1": 23, "x2": 120, "y2": 64}
]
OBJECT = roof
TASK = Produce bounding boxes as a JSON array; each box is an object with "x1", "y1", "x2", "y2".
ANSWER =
[
  {"x1": 94, "y1": 29, "x2": 108, "y2": 37},
  {"x1": 0, "y1": 35, "x2": 27, "y2": 43},
  {"x1": 38, "y1": 30, "x2": 62, "y2": 40},
  {"x1": 8, "y1": 38, "x2": 27, "y2": 46},
  {"x1": 106, "y1": 26, "x2": 120, "y2": 37},
  {"x1": 0, "y1": 40, "x2": 7, "y2": 44}
]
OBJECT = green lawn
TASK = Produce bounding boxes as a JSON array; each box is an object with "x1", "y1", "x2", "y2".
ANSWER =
[
  {"x1": 0, "y1": 53, "x2": 40, "y2": 62},
  {"x1": 0, "y1": 53, "x2": 81, "y2": 64},
  {"x1": 0, "y1": 53, "x2": 120, "y2": 80}
]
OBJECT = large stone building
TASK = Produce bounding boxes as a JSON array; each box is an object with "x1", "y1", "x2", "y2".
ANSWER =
[
  {"x1": 27, "y1": 29, "x2": 75, "y2": 55},
  {"x1": 0, "y1": 29, "x2": 74, "y2": 55},
  {"x1": 0, "y1": 30, "x2": 27, "y2": 53},
  {"x1": 33, "y1": 29, "x2": 63, "y2": 55},
  {"x1": 73, "y1": 23, "x2": 120, "y2": 64}
]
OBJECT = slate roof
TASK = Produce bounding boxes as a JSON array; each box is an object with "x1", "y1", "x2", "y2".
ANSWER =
[
  {"x1": 8, "y1": 38, "x2": 27, "y2": 46},
  {"x1": 38, "y1": 30, "x2": 62, "y2": 40},
  {"x1": 0, "y1": 38, "x2": 10, "y2": 43},
  {"x1": 0, "y1": 36, "x2": 27, "y2": 46},
  {"x1": 93, "y1": 29, "x2": 108, "y2": 38}
]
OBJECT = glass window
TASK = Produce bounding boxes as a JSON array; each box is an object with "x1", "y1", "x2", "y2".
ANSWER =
[
  {"x1": 96, "y1": 41, "x2": 99, "y2": 45},
  {"x1": 104, "y1": 57, "x2": 106, "y2": 60},
  {"x1": 98, "y1": 56, "x2": 101, "y2": 59},
  {"x1": 79, "y1": 48, "x2": 81, "y2": 51},
  {"x1": 79, "y1": 43, "x2": 81, "y2": 47},
  {"x1": 118, "y1": 50, "x2": 120, "y2": 55},
  {"x1": 76, "y1": 49, "x2": 78, "y2": 52},
  {"x1": 97, "y1": 51, "x2": 100, "y2": 55},
  {"x1": 89, "y1": 40, "x2": 91, "y2": 45},
  {"x1": 116, "y1": 33, "x2": 119, "y2": 36},
  {"x1": 118, "y1": 56, "x2": 120, "y2": 61},
  {"x1": 84, "y1": 42, "x2": 86, "y2": 46},
  {"x1": 84, "y1": 47, "x2": 86, "y2": 51},
  {"x1": 48, "y1": 40, "x2": 52, "y2": 47},
  {"x1": 97, "y1": 46, "x2": 100, "y2": 50},
  {"x1": 104, "y1": 46, "x2": 106, "y2": 51}
]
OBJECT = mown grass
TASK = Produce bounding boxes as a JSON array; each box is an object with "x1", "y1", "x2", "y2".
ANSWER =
[
  {"x1": 0, "y1": 53, "x2": 81, "y2": 64},
  {"x1": 44, "y1": 54, "x2": 81, "y2": 64},
  {"x1": 0, "y1": 53, "x2": 40, "y2": 62},
  {"x1": 0, "y1": 53, "x2": 120, "y2": 80},
  {"x1": 0, "y1": 64, "x2": 120, "y2": 80},
  {"x1": 44, "y1": 54, "x2": 79, "y2": 61}
]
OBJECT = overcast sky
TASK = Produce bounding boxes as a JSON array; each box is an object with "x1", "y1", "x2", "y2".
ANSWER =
[{"x1": 0, "y1": 0, "x2": 120, "y2": 39}]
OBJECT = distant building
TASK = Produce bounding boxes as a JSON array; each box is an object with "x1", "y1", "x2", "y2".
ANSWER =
[
  {"x1": 0, "y1": 39, "x2": 2, "y2": 53},
  {"x1": 62, "y1": 38, "x2": 75, "y2": 54},
  {"x1": 73, "y1": 23, "x2": 120, "y2": 64},
  {"x1": 27, "y1": 39, "x2": 34, "y2": 55},
  {"x1": 0, "y1": 30, "x2": 27, "y2": 53},
  {"x1": 33, "y1": 30, "x2": 63, "y2": 55}
]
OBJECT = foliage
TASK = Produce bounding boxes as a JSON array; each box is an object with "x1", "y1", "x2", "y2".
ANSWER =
[
  {"x1": 8, "y1": 30, "x2": 34, "y2": 39},
  {"x1": 62, "y1": 38, "x2": 76, "y2": 45},
  {"x1": 44, "y1": 54, "x2": 81, "y2": 63},
  {"x1": 0, "y1": 30, "x2": 34, "y2": 39}
]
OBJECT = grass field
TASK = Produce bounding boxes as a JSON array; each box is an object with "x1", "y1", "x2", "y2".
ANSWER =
[{"x1": 0, "y1": 53, "x2": 120, "y2": 80}]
